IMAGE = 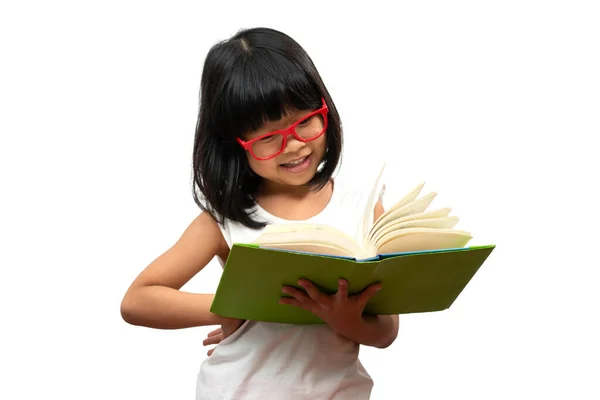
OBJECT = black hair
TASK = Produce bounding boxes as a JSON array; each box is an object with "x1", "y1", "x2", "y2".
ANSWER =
[{"x1": 192, "y1": 27, "x2": 343, "y2": 229}]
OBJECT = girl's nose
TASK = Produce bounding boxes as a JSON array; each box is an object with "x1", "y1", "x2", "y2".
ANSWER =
[{"x1": 282, "y1": 136, "x2": 306, "y2": 154}]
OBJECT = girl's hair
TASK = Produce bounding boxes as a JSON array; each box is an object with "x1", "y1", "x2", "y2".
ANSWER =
[{"x1": 192, "y1": 27, "x2": 343, "y2": 229}]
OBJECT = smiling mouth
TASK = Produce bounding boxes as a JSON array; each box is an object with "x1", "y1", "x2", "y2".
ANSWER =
[{"x1": 280, "y1": 155, "x2": 310, "y2": 167}]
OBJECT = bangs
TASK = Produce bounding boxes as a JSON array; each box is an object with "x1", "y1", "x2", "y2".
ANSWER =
[{"x1": 218, "y1": 50, "x2": 322, "y2": 139}]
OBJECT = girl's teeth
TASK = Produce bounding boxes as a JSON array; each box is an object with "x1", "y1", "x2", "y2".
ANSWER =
[{"x1": 284, "y1": 157, "x2": 306, "y2": 167}]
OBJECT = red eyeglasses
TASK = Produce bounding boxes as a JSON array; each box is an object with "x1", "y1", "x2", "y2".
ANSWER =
[{"x1": 237, "y1": 98, "x2": 329, "y2": 161}]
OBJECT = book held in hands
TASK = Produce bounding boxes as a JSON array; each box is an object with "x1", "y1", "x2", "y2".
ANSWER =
[{"x1": 210, "y1": 164, "x2": 495, "y2": 324}]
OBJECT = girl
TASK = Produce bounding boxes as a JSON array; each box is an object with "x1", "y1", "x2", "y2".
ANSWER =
[{"x1": 120, "y1": 27, "x2": 399, "y2": 399}]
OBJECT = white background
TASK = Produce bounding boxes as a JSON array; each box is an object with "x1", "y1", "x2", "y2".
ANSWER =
[{"x1": 1, "y1": 1, "x2": 599, "y2": 399}]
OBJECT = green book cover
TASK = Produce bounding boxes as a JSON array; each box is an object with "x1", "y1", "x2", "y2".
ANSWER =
[{"x1": 210, "y1": 244, "x2": 495, "y2": 324}]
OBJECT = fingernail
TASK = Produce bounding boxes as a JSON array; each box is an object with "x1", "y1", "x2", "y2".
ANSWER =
[{"x1": 339, "y1": 279, "x2": 347, "y2": 286}]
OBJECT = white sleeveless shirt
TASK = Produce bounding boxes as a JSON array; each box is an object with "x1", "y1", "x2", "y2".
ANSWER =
[{"x1": 197, "y1": 178, "x2": 379, "y2": 400}]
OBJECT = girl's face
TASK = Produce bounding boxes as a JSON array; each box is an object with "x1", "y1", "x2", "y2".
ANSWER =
[{"x1": 243, "y1": 107, "x2": 327, "y2": 188}]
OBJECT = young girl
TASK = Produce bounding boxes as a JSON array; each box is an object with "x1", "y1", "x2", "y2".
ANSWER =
[{"x1": 121, "y1": 27, "x2": 399, "y2": 399}]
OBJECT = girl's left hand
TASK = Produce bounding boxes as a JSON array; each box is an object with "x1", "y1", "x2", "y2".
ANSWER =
[
  {"x1": 203, "y1": 328, "x2": 222, "y2": 356},
  {"x1": 279, "y1": 279, "x2": 381, "y2": 335},
  {"x1": 202, "y1": 317, "x2": 244, "y2": 356}
]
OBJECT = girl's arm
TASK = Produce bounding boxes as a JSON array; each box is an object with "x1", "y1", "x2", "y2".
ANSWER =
[
  {"x1": 336, "y1": 314, "x2": 400, "y2": 349},
  {"x1": 120, "y1": 212, "x2": 231, "y2": 329}
]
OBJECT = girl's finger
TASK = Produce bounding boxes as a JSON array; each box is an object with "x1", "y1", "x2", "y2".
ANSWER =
[
  {"x1": 297, "y1": 279, "x2": 326, "y2": 303},
  {"x1": 207, "y1": 328, "x2": 222, "y2": 338},
  {"x1": 356, "y1": 283, "x2": 382, "y2": 310},
  {"x1": 282, "y1": 285, "x2": 310, "y2": 303},
  {"x1": 203, "y1": 334, "x2": 222, "y2": 346},
  {"x1": 207, "y1": 348, "x2": 215, "y2": 356},
  {"x1": 279, "y1": 296, "x2": 303, "y2": 308},
  {"x1": 336, "y1": 279, "x2": 348, "y2": 300}
]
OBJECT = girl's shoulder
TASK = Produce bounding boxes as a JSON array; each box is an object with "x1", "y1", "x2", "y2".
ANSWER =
[{"x1": 216, "y1": 211, "x2": 264, "y2": 251}]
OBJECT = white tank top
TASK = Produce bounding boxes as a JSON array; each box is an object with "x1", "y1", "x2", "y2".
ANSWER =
[{"x1": 197, "y1": 178, "x2": 378, "y2": 400}]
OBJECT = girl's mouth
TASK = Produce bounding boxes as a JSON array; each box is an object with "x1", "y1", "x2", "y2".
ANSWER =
[{"x1": 280, "y1": 155, "x2": 311, "y2": 173}]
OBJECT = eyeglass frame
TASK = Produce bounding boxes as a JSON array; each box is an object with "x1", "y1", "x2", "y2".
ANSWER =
[{"x1": 236, "y1": 98, "x2": 329, "y2": 161}]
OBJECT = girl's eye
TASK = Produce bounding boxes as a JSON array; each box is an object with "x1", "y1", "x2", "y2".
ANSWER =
[
  {"x1": 259, "y1": 135, "x2": 275, "y2": 142},
  {"x1": 298, "y1": 116, "x2": 311, "y2": 126}
]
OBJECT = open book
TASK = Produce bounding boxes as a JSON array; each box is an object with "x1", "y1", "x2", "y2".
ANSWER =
[
  {"x1": 210, "y1": 163, "x2": 495, "y2": 324},
  {"x1": 253, "y1": 164, "x2": 472, "y2": 260}
]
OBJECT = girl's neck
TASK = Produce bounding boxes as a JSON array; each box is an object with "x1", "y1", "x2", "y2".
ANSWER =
[
  {"x1": 254, "y1": 180, "x2": 334, "y2": 221},
  {"x1": 258, "y1": 180, "x2": 316, "y2": 198}
]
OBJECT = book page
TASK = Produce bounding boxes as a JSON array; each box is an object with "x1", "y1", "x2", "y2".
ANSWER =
[
  {"x1": 372, "y1": 182, "x2": 425, "y2": 226},
  {"x1": 357, "y1": 161, "x2": 387, "y2": 256},
  {"x1": 253, "y1": 224, "x2": 367, "y2": 259},
  {"x1": 361, "y1": 161, "x2": 387, "y2": 240},
  {"x1": 368, "y1": 207, "x2": 452, "y2": 241},
  {"x1": 376, "y1": 229, "x2": 472, "y2": 254},
  {"x1": 257, "y1": 242, "x2": 357, "y2": 258},
  {"x1": 371, "y1": 216, "x2": 459, "y2": 247},
  {"x1": 368, "y1": 191, "x2": 438, "y2": 242}
]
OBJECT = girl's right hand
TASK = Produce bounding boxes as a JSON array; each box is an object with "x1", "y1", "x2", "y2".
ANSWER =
[{"x1": 202, "y1": 317, "x2": 245, "y2": 356}]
